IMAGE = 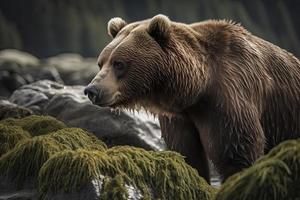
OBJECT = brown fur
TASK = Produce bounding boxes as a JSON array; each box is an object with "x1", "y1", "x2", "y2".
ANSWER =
[
  {"x1": 87, "y1": 15, "x2": 300, "y2": 183},
  {"x1": 107, "y1": 17, "x2": 127, "y2": 38}
]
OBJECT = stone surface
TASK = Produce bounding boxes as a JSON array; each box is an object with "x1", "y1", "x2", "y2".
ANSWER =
[
  {"x1": 43, "y1": 53, "x2": 99, "y2": 85},
  {"x1": 0, "y1": 49, "x2": 63, "y2": 97},
  {"x1": 0, "y1": 100, "x2": 33, "y2": 120},
  {"x1": 0, "y1": 178, "x2": 37, "y2": 200},
  {"x1": 0, "y1": 190, "x2": 37, "y2": 200},
  {"x1": 42, "y1": 180, "x2": 102, "y2": 200},
  {"x1": 42, "y1": 179, "x2": 143, "y2": 200},
  {"x1": 9, "y1": 80, "x2": 165, "y2": 150},
  {"x1": 0, "y1": 50, "x2": 100, "y2": 98}
]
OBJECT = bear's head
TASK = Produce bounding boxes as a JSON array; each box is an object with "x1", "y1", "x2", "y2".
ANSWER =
[{"x1": 85, "y1": 14, "x2": 209, "y2": 116}]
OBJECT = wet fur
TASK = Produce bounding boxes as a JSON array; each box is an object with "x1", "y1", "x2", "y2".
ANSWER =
[
  {"x1": 168, "y1": 20, "x2": 300, "y2": 181},
  {"x1": 96, "y1": 16, "x2": 300, "y2": 183}
]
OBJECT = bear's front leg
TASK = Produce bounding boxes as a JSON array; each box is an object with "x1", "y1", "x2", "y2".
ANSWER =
[
  {"x1": 210, "y1": 107, "x2": 266, "y2": 181},
  {"x1": 159, "y1": 115, "x2": 210, "y2": 183},
  {"x1": 188, "y1": 104, "x2": 265, "y2": 182}
]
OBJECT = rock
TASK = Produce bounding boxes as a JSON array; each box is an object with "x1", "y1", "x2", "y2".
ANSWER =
[
  {"x1": 0, "y1": 188, "x2": 37, "y2": 200},
  {"x1": 42, "y1": 177, "x2": 143, "y2": 200},
  {"x1": 0, "y1": 119, "x2": 216, "y2": 200},
  {"x1": 0, "y1": 49, "x2": 39, "y2": 66},
  {"x1": 44, "y1": 53, "x2": 98, "y2": 85},
  {"x1": 0, "y1": 178, "x2": 37, "y2": 200},
  {"x1": 9, "y1": 80, "x2": 166, "y2": 150},
  {"x1": 0, "y1": 100, "x2": 33, "y2": 120},
  {"x1": 0, "y1": 49, "x2": 63, "y2": 97},
  {"x1": 42, "y1": 181, "x2": 103, "y2": 200},
  {"x1": 0, "y1": 50, "x2": 99, "y2": 90}
]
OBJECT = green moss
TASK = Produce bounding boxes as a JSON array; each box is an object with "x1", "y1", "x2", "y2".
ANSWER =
[
  {"x1": 0, "y1": 115, "x2": 67, "y2": 136},
  {"x1": 0, "y1": 105, "x2": 33, "y2": 120},
  {"x1": 100, "y1": 175, "x2": 129, "y2": 200},
  {"x1": 38, "y1": 150, "x2": 109, "y2": 199},
  {"x1": 106, "y1": 147, "x2": 217, "y2": 199},
  {"x1": 0, "y1": 114, "x2": 215, "y2": 199},
  {"x1": 0, "y1": 126, "x2": 108, "y2": 188},
  {"x1": 39, "y1": 146, "x2": 216, "y2": 200},
  {"x1": 152, "y1": 151, "x2": 216, "y2": 200},
  {"x1": 216, "y1": 139, "x2": 300, "y2": 200},
  {"x1": 0, "y1": 124, "x2": 31, "y2": 156},
  {"x1": 0, "y1": 136, "x2": 69, "y2": 186},
  {"x1": 47, "y1": 128, "x2": 107, "y2": 151}
]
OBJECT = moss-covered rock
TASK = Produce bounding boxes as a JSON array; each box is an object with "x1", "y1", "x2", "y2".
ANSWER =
[
  {"x1": 0, "y1": 104, "x2": 33, "y2": 120},
  {"x1": 38, "y1": 149, "x2": 107, "y2": 198},
  {"x1": 216, "y1": 139, "x2": 300, "y2": 200},
  {"x1": 47, "y1": 128, "x2": 107, "y2": 151},
  {"x1": 0, "y1": 124, "x2": 31, "y2": 156},
  {"x1": 0, "y1": 114, "x2": 215, "y2": 199},
  {"x1": 0, "y1": 136, "x2": 68, "y2": 186},
  {"x1": 39, "y1": 147, "x2": 217, "y2": 200},
  {"x1": 0, "y1": 127, "x2": 108, "y2": 187},
  {"x1": 0, "y1": 115, "x2": 67, "y2": 136},
  {"x1": 100, "y1": 175, "x2": 134, "y2": 200}
]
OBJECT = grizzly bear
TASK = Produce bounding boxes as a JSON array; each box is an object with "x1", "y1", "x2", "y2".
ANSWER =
[{"x1": 84, "y1": 14, "x2": 300, "y2": 183}]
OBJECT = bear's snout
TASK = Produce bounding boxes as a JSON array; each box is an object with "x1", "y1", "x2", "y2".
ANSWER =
[{"x1": 84, "y1": 85, "x2": 99, "y2": 104}]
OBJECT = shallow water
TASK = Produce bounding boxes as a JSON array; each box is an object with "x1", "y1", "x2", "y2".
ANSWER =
[
  {"x1": 211, "y1": 177, "x2": 221, "y2": 187},
  {"x1": 0, "y1": 190, "x2": 35, "y2": 200}
]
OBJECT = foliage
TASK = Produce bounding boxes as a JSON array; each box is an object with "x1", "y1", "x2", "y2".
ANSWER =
[
  {"x1": 215, "y1": 139, "x2": 300, "y2": 200},
  {"x1": 47, "y1": 127, "x2": 107, "y2": 151},
  {"x1": 0, "y1": 104, "x2": 33, "y2": 120},
  {"x1": 0, "y1": 11, "x2": 22, "y2": 50},
  {"x1": 0, "y1": 114, "x2": 215, "y2": 199},
  {"x1": 39, "y1": 147, "x2": 216, "y2": 200},
  {"x1": 0, "y1": 115, "x2": 67, "y2": 136},
  {"x1": 0, "y1": 0, "x2": 299, "y2": 57},
  {"x1": 0, "y1": 124, "x2": 30, "y2": 156},
  {"x1": 0, "y1": 136, "x2": 67, "y2": 186}
]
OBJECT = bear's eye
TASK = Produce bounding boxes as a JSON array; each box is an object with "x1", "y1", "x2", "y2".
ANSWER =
[
  {"x1": 113, "y1": 61, "x2": 126, "y2": 71},
  {"x1": 113, "y1": 61, "x2": 127, "y2": 78}
]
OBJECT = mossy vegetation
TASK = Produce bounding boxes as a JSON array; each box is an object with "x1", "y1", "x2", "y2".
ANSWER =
[
  {"x1": 38, "y1": 150, "x2": 107, "y2": 199},
  {"x1": 47, "y1": 128, "x2": 107, "y2": 151},
  {"x1": 0, "y1": 129, "x2": 107, "y2": 186},
  {"x1": 0, "y1": 115, "x2": 67, "y2": 136},
  {"x1": 0, "y1": 136, "x2": 68, "y2": 186},
  {"x1": 0, "y1": 116, "x2": 107, "y2": 189},
  {"x1": 0, "y1": 124, "x2": 30, "y2": 156},
  {"x1": 39, "y1": 146, "x2": 217, "y2": 200},
  {"x1": 0, "y1": 104, "x2": 33, "y2": 120},
  {"x1": 1, "y1": 114, "x2": 299, "y2": 199},
  {"x1": 100, "y1": 175, "x2": 129, "y2": 200},
  {"x1": 215, "y1": 139, "x2": 300, "y2": 200}
]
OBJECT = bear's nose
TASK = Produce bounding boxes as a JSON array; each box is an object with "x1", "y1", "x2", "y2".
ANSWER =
[{"x1": 84, "y1": 85, "x2": 99, "y2": 104}]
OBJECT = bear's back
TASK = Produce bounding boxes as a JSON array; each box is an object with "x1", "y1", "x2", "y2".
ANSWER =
[{"x1": 191, "y1": 19, "x2": 300, "y2": 152}]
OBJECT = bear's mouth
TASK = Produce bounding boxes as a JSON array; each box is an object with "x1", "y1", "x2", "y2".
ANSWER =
[
  {"x1": 96, "y1": 101, "x2": 115, "y2": 107},
  {"x1": 93, "y1": 92, "x2": 122, "y2": 108},
  {"x1": 93, "y1": 97, "x2": 118, "y2": 107}
]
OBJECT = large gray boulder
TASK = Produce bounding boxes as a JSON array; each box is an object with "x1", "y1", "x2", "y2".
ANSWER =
[
  {"x1": 0, "y1": 50, "x2": 100, "y2": 98},
  {"x1": 0, "y1": 49, "x2": 63, "y2": 97},
  {"x1": 43, "y1": 53, "x2": 99, "y2": 85},
  {"x1": 9, "y1": 80, "x2": 165, "y2": 150}
]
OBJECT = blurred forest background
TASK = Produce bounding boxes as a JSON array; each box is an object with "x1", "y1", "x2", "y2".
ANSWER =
[{"x1": 0, "y1": 0, "x2": 299, "y2": 58}]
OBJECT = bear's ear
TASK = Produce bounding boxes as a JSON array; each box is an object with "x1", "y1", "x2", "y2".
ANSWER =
[
  {"x1": 107, "y1": 17, "x2": 127, "y2": 38},
  {"x1": 148, "y1": 14, "x2": 171, "y2": 45}
]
